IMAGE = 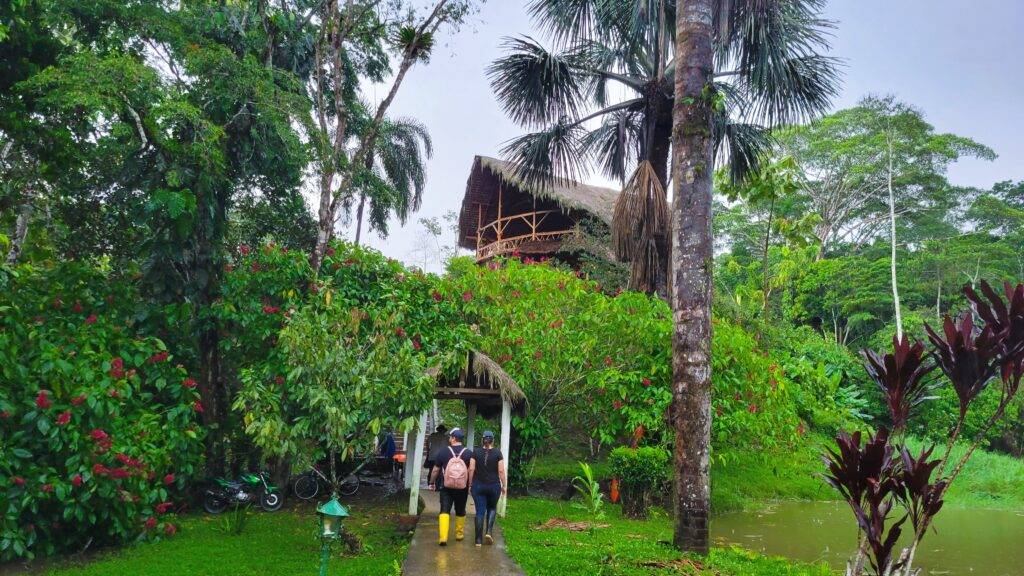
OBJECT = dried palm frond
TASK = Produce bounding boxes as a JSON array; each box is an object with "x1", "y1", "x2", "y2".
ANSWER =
[{"x1": 612, "y1": 160, "x2": 669, "y2": 293}]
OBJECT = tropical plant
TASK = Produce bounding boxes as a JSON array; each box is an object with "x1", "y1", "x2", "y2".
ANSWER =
[
  {"x1": 607, "y1": 446, "x2": 670, "y2": 519},
  {"x1": 489, "y1": 0, "x2": 839, "y2": 295},
  {"x1": 571, "y1": 462, "x2": 605, "y2": 519}
]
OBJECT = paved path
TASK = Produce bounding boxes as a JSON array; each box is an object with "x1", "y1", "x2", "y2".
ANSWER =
[{"x1": 401, "y1": 491, "x2": 524, "y2": 576}]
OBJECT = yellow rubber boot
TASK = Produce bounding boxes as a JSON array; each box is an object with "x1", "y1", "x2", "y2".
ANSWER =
[
  {"x1": 438, "y1": 514, "x2": 450, "y2": 546},
  {"x1": 454, "y1": 516, "x2": 466, "y2": 541}
]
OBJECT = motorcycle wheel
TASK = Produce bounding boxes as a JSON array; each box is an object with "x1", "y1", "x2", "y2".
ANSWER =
[
  {"x1": 203, "y1": 493, "x2": 230, "y2": 515},
  {"x1": 339, "y1": 476, "x2": 359, "y2": 497},
  {"x1": 260, "y1": 491, "x2": 284, "y2": 512},
  {"x1": 293, "y1": 474, "x2": 319, "y2": 501}
]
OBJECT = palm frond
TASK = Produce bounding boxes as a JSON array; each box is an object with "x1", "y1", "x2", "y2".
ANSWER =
[
  {"x1": 612, "y1": 160, "x2": 669, "y2": 293},
  {"x1": 714, "y1": 117, "x2": 772, "y2": 183},
  {"x1": 580, "y1": 108, "x2": 643, "y2": 182},
  {"x1": 499, "y1": 119, "x2": 589, "y2": 191},
  {"x1": 487, "y1": 36, "x2": 590, "y2": 128}
]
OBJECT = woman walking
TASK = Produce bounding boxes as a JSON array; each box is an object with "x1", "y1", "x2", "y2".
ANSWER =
[{"x1": 468, "y1": 430, "x2": 506, "y2": 547}]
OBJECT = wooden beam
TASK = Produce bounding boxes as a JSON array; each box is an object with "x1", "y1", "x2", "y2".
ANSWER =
[
  {"x1": 408, "y1": 409, "x2": 428, "y2": 515},
  {"x1": 499, "y1": 398, "x2": 511, "y2": 517},
  {"x1": 435, "y1": 387, "x2": 501, "y2": 396}
]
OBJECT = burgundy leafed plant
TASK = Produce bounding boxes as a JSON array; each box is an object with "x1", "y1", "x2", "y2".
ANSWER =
[
  {"x1": 924, "y1": 314, "x2": 1001, "y2": 418},
  {"x1": 862, "y1": 336, "x2": 936, "y2": 431},
  {"x1": 892, "y1": 446, "x2": 945, "y2": 533}
]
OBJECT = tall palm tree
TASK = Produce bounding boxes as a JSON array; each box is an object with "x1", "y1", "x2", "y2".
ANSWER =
[
  {"x1": 488, "y1": 0, "x2": 838, "y2": 295},
  {"x1": 668, "y1": 0, "x2": 838, "y2": 553},
  {"x1": 346, "y1": 116, "x2": 433, "y2": 244}
]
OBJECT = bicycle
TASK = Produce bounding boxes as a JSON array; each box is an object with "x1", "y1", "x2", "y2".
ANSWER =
[{"x1": 292, "y1": 461, "x2": 362, "y2": 501}]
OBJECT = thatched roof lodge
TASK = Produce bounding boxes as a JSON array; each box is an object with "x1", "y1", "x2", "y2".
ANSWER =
[{"x1": 457, "y1": 156, "x2": 620, "y2": 262}]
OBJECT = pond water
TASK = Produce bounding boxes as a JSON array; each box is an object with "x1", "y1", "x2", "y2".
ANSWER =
[{"x1": 711, "y1": 501, "x2": 1024, "y2": 575}]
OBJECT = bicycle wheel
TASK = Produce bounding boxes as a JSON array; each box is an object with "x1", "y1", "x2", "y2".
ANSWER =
[
  {"x1": 339, "y1": 475, "x2": 359, "y2": 496},
  {"x1": 293, "y1": 473, "x2": 319, "y2": 501}
]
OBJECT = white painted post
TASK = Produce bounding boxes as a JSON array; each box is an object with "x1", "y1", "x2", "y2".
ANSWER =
[
  {"x1": 498, "y1": 398, "x2": 511, "y2": 517},
  {"x1": 408, "y1": 409, "x2": 429, "y2": 515},
  {"x1": 466, "y1": 402, "x2": 477, "y2": 449},
  {"x1": 403, "y1": 428, "x2": 414, "y2": 489}
]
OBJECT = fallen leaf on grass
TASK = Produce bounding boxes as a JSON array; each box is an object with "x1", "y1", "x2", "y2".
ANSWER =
[
  {"x1": 638, "y1": 558, "x2": 705, "y2": 571},
  {"x1": 535, "y1": 518, "x2": 609, "y2": 531}
]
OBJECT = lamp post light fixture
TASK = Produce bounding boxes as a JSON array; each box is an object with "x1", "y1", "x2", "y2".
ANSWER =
[{"x1": 316, "y1": 496, "x2": 349, "y2": 576}]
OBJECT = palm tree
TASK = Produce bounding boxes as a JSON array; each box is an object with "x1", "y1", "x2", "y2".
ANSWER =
[
  {"x1": 488, "y1": 0, "x2": 838, "y2": 296},
  {"x1": 346, "y1": 116, "x2": 433, "y2": 245},
  {"x1": 668, "y1": 0, "x2": 838, "y2": 553}
]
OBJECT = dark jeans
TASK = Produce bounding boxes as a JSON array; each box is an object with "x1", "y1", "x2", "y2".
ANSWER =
[
  {"x1": 472, "y1": 482, "x2": 501, "y2": 518},
  {"x1": 439, "y1": 487, "x2": 468, "y2": 517}
]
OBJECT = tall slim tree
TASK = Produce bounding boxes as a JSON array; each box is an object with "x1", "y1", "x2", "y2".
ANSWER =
[{"x1": 668, "y1": 0, "x2": 839, "y2": 552}]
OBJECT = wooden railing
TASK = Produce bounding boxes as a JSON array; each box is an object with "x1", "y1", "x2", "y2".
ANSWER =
[{"x1": 475, "y1": 210, "x2": 577, "y2": 261}]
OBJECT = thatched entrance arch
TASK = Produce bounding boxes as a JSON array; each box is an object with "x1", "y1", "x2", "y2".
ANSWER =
[{"x1": 405, "y1": 350, "x2": 526, "y2": 517}]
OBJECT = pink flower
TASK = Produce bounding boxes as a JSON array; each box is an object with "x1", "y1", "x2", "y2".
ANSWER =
[
  {"x1": 85, "y1": 314, "x2": 98, "y2": 325},
  {"x1": 642, "y1": 378, "x2": 652, "y2": 388},
  {"x1": 56, "y1": 411, "x2": 72, "y2": 426},
  {"x1": 239, "y1": 244, "x2": 251, "y2": 256},
  {"x1": 110, "y1": 357, "x2": 125, "y2": 378},
  {"x1": 262, "y1": 304, "x2": 279, "y2": 314},
  {"x1": 193, "y1": 400, "x2": 204, "y2": 413},
  {"x1": 395, "y1": 327, "x2": 407, "y2": 338},
  {"x1": 71, "y1": 395, "x2": 87, "y2": 406},
  {"x1": 90, "y1": 429, "x2": 109, "y2": 441},
  {"x1": 144, "y1": 517, "x2": 157, "y2": 530},
  {"x1": 108, "y1": 389, "x2": 121, "y2": 399},
  {"x1": 35, "y1": 391, "x2": 52, "y2": 410},
  {"x1": 41, "y1": 483, "x2": 53, "y2": 493},
  {"x1": 110, "y1": 468, "x2": 130, "y2": 479},
  {"x1": 92, "y1": 463, "x2": 110, "y2": 476},
  {"x1": 462, "y1": 291, "x2": 473, "y2": 302},
  {"x1": 182, "y1": 378, "x2": 197, "y2": 389},
  {"x1": 155, "y1": 502, "x2": 173, "y2": 514},
  {"x1": 148, "y1": 351, "x2": 169, "y2": 364},
  {"x1": 612, "y1": 400, "x2": 623, "y2": 410},
  {"x1": 748, "y1": 404, "x2": 758, "y2": 414},
  {"x1": 71, "y1": 474, "x2": 83, "y2": 487},
  {"x1": 431, "y1": 290, "x2": 443, "y2": 302},
  {"x1": 13, "y1": 477, "x2": 25, "y2": 486},
  {"x1": 325, "y1": 246, "x2": 335, "y2": 257},
  {"x1": 163, "y1": 473, "x2": 176, "y2": 486}
]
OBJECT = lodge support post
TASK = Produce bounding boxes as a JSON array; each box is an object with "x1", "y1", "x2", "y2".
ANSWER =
[
  {"x1": 403, "y1": 428, "x2": 414, "y2": 489},
  {"x1": 499, "y1": 397, "x2": 511, "y2": 517},
  {"x1": 466, "y1": 401, "x2": 477, "y2": 449},
  {"x1": 408, "y1": 409, "x2": 429, "y2": 515}
]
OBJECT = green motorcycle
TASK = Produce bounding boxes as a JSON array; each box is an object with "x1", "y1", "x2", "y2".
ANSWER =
[{"x1": 203, "y1": 471, "x2": 283, "y2": 514}]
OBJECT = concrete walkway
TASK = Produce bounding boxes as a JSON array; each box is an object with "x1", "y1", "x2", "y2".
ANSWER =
[{"x1": 401, "y1": 490, "x2": 524, "y2": 576}]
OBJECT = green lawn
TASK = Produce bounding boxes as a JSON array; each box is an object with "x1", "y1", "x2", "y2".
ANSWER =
[
  {"x1": 503, "y1": 498, "x2": 831, "y2": 576},
  {"x1": 31, "y1": 497, "x2": 410, "y2": 576}
]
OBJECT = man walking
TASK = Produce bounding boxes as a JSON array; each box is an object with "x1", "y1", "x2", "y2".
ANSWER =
[
  {"x1": 424, "y1": 424, "x2": 448, "y2": 481},
  {"x1": 468, "y1": 430, "x2": 506, "y2": 547},
  {"x1": 428, "y1": 428, "x2": 472, "y2": 546}
]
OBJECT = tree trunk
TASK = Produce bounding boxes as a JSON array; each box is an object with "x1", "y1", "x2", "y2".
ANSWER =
[
  {"x1": 669, "y1": 0, "x2": 715, "y2": 555},
  {"x1": 5, "y1": 198, "x2": 32, "y2": 265},
  {"x1": 886, "y1": 133, "x2": 903, "y2": 339}
]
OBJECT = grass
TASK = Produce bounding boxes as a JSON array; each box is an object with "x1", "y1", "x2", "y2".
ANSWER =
[
  {"x1": 904, "y1": 436, "x2": 1024, "y2": 509},
  {"x1": 25, "y1": 496, "x2": 411, "y2": 576},
  {"x1": 503, "y1": 497, "x2": 831, "y2": 576}
]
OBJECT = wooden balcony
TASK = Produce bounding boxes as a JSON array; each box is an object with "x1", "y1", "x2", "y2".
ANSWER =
[{"x1": 475, "y1": 210, "x2": 578, "y2": 262}]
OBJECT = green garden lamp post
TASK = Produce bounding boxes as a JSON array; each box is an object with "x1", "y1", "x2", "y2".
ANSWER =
[{"x1": 316, "y1": 496, "x2": 349, "y2": 576}]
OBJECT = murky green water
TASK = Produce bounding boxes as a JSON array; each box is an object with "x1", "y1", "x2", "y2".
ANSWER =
[{"x1": 712, "y1": 501, "x2": 1024, "y2": 575}]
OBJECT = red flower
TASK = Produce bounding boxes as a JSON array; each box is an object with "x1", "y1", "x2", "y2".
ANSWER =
[
  {"x1": 71, "y1": 395, "x2": 86, "y2": 406},
  {"x1": 110, "y1": 357, "x2": 125, "y2": 378},
  {"x1": 748, "y1": 404, "x2": 758, "y2": 414},
  {"x1": 603, "y1": 356, "x2": 613, "y2": 367},
  {"x1": 557, "y1": 282, "x2": 566, "y2": 290},
  {"x1": 144, "y1": 517, "x2": 157, "y2": 530},
  {"x1": 274, "y1": 375, "x2": 285, "y2": 386},
  {"x1": 52, "y1": 297, "x2": 63, "y2": 309},
  {"x1": 325, "y1": 246, "x2": 335, "y2": 257},
  {"x1": 533, "y1": 350, "x2": 543, "y2": 360},
  {"x1": 72, "y1": 301, "x2": 84, "y2": 313},
  {"x1": 41, "y1": 483, "x2": 53, "y2": 493},
  {"x1": 549, "y1": 319, "x2": 563, "y2": 329},
  {"x1": 514, "y1": 336, "x2": 524, "y2": 346},
  {"x1": 13, "y1": 477, "x2": 25, "y2": 486},
  {"x1": 511, "y1": 290, "x2": 521, "y2": 298},
  {"x1": 499, "y1": 354, "x2": 512, "y2": 363},
  {"x1": 155, "y1": 502, "x2": 173, "y2": 514},
  {"x1": 462, "y1": 291, "x2": 473, "y2": 303},
  {"x1": 148, "y1": 351, "x2": 169, "y2": 364},
  {"x1": 733, "y1": 392, "x2": 742, "y2": 402},
  {"x1": 115, "y1": 453, "x2": 132, "y2": 465},
  {"x1": 262, "y1": 304, "x2": 280, "y2": 314},
  {"x1": 108, "y1": 389, "x2": 121, "y2": 399},
  {"x1": 56, "y1": 411, "x2": 72, "y2": 426},
  {"x1": 71, "y1": 475, "x2": 83, "y2": 487},
  {"x1": 344, "y1": 258, "x2": 356, "y2": 266},
  {"x1": 92, "y1": 463, "x2": 110, "y2": 476},
  {"x1": 612, "y1": 400, "x2": 623, "y2": 410},
  {"x1": 164, "y1": 523, "x2": 178, "y2": 536},
  {"x1": 250, "y1": 262, "x2": 261, "y2": 273},
  {"x1": 797, "y1": 423, "x2": 806, "y2": 436},
  {"x1": 395, "y1": 327, "x2": 407, "y2": 338},
  {"x1": 85, "y1": 314, "x2": 98, "y2": 325},
  {"x1": 597, "y1": 388, "x2": 605, "y2": 396},
  {"x1": 239, "y1": 244, "x2": 251, "y2": 256},
  {"x1": 523, "y1": 256, "x2": 535, "y2": 265},
  {"x1": 412, "y1": 336, "x2": 422, "y2": 351},
  {"x1": 90, "y1": 428, "x2": 109, "y2": 441},
  {"x1": 642, "y1": 378, "x2": 652, "y2": 387},
  {"x1": 182, "y1": 377, "x2": 197, "y2": 389},
  {"x1": 431, "y1": 290, "x2": 443, "y2": 302},
  {"x1": 193, "y1": 400, "x2": 204, "y2": 413},
  {"x1": 163, "y1": 473, "x2": 176, "y2": 486},
  {"x1": 110, "y1": 468, "x2": 130, "y2": 479},
  {"x1": 35, "y1": 390, "x2": 52, "y2": 410}
]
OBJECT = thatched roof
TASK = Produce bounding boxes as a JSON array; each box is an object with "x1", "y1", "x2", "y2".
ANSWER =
[
  {"x1": 458, "y1": 156, "x2": 620, "y2": 249},
  {"x1": 433, "y1": 350, "x2": 526, "y2": 415}
]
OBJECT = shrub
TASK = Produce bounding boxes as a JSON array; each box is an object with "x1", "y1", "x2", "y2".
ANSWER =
[
  {"x1": 0, "y1": 263, "x2": 203, "y2": 561},
  {"x1": 607, "y1": 446, "x2": 670, "y2": 518}
]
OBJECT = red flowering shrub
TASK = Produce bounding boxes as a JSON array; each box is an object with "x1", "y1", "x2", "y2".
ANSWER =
[{"x1": 0, "y1": 263, "x2": 203, "y2": 561}]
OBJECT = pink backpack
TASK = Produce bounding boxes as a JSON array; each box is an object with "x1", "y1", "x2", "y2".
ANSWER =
[{"x1": 443, "y1": 447, "x2": 469, "y2": 489}]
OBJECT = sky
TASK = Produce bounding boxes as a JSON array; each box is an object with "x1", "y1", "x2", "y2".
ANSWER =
[{"x1": 352, "y1": 1, "x2": 1024, "y2": 271}]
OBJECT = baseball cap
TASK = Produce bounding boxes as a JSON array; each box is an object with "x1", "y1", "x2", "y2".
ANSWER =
[
  {"x1": 482, "y1": 430, "x2": 495, "y2": 440},
  {"x1": 450, "y1": 428, "x2": 465, "y2": 441}
]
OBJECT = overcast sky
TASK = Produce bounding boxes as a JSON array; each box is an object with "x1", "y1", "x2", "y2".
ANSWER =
[{"x1": 352, "y1": 1, "x2": 1024, "y2": 271}]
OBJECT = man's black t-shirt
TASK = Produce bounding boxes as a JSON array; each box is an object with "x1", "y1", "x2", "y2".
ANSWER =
[
  {"x1": 433, "y1": 444, "x2": 472, "y2": 489},
  {"x1": 471, "y1": 447, "x2": 503, "y2": 485}
]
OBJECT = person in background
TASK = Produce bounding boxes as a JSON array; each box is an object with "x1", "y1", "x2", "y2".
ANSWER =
[
  {"x1": 424, "y1": 424, "x2": 447, "y2": 485},
  {"x1": 428, "y1": 428, "x2": 472, "y2": 546},
  {"x1": 467, "y1": 430, "x2": 506, "y2": 547}
]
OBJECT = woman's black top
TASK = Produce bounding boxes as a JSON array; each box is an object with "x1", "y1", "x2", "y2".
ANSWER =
[{"x1": 472, "y1": 447, "x2": 503, "y2": 485}]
